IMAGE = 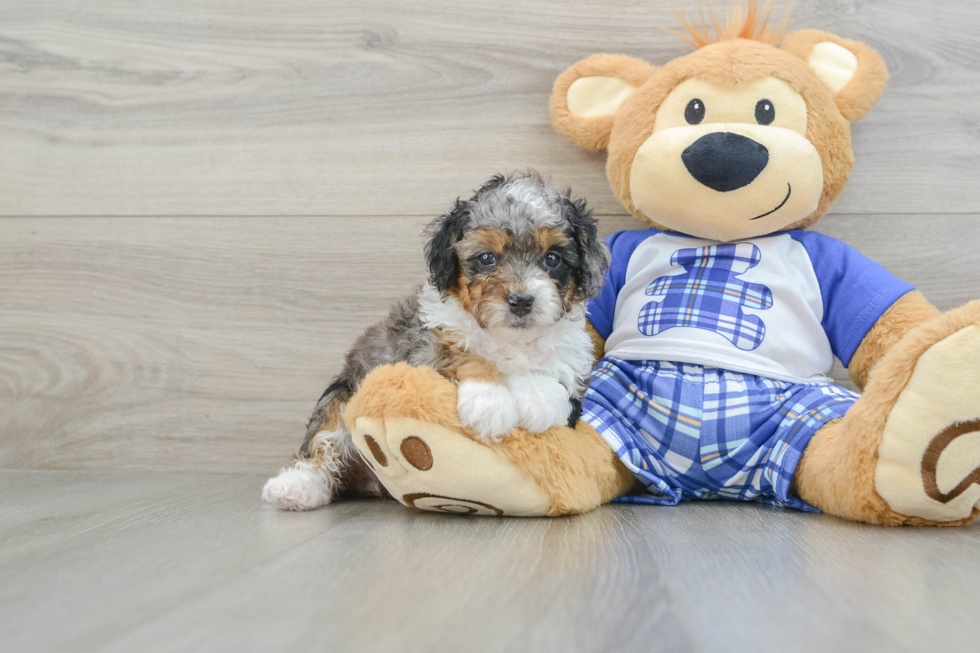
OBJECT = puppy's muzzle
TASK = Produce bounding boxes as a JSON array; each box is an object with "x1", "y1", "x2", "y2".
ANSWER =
[
  {"x1": 507, "y1": 293, "x2": 535, "y2": 317},
  {"x1": 682, "y1": 132, "x2": 769, "y2": 192}
]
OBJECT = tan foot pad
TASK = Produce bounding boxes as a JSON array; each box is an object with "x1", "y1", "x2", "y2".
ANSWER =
[
  {"x1": 876, "y1": 325, "x2": 980, "y2": 521},
  {"x1": 350, "y1": 416, "x2": 550, "y2": 517}
]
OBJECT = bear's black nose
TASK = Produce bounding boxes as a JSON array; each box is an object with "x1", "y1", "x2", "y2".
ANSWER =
[{"x1": 682, "y1": 132, "x2": 769, "y2": 192}]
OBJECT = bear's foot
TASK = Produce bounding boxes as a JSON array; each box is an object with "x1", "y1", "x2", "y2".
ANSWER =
[
  {"x1": 875, "y1": 310, "x2": 980, "y2": 523},
  {"x1": 343, "y1": 363, "x2": 552, "y2": 516},
  {"x1": 795, "y1": 300, "x2": 980, "y2": 525}
]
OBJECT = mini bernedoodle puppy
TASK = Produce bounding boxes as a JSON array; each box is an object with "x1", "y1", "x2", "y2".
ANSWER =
[{"x1": 262, "y1": 171, "x2": 610, "y2": 510}]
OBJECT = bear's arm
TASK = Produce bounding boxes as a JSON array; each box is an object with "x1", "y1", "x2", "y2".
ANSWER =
[
  {"x1": 791, "y1": 231, "x2": 920, "y2": 388},
  {"x1": 847, "y1": 290, "x2": 940, "y2": 390}
]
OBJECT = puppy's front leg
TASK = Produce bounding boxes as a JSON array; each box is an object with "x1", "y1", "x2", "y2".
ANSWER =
[
  {"x1": 507, "y1": 375, "x2": 574, "y2": 434},
  {"x1": 442, "y1": 354, "x2": 519, "y2": 443}
]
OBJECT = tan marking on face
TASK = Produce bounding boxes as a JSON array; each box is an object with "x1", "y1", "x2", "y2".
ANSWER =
[
  {"x1": 452, "y1": 228, "x2": 517, "y2": 328},
  {"x1": 454, "y1": 268, "x2": 512, "y2": 328},
  {"x1": 452, "y1": 272, "x2": 477, "y2": 313},
  {"x1": 534, "y1": 226, "x2": 571, "y2": 252},
  {"x1": 562, "y1": 279, "x2": 579, "y2": 311},
  {"x1": 534, "y1": 226, "x2": 578, "y2": 310},
  {"x1": 457, "y1": 228, "x2": 510, "y2": 260}
]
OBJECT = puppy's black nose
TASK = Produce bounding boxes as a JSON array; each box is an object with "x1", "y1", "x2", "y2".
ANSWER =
[
  {"x1": 507, "y1": 294, "x2": 535, "y2": 317},
  {"x1": 682, "y1": 132, "x2": 769, "y2": 192}
]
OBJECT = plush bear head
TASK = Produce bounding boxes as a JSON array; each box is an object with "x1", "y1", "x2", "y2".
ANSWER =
[{"x1": 550, "y1": 1, "x2": 888, "y2": 241}]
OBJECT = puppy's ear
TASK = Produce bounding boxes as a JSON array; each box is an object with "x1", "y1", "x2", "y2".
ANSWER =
[
  {"x1": 782, "y1": 29, "x2": 888, "y2": 122},
  {"x1": 550, "y1": 54, "x2": 658, "y2": 151},
  {"x1": 563, "y1": 196, "x2": 609, "y2": 300},
  {"x1": 423, "y1": 199, "x2": 470, "y2": 292}
]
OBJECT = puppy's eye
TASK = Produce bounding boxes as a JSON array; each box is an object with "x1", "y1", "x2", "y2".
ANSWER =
[
  {"x1": 685, "y1": 99, "x2": 705, "y2": 125},
  {"x1": 543, "y1": 253, "x2": 561, "y2": 269},
  {"x1": 478, "y1": 252, "x2": 496, "y2": 267},
  {"x1": 755, "y1": 99, "x2": 775, "y2": 125}
]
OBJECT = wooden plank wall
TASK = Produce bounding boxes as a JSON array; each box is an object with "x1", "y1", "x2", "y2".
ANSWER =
[{"x1": 1, "y1": 0, "x2": 978, "y2": 473}]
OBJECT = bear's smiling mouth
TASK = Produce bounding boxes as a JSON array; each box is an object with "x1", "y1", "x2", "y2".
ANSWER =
[{"x1": 750, "y1": 183, "x2": 792, "y2": 220}]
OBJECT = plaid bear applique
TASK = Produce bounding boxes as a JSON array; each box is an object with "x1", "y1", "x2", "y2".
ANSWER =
[{"x1": 638, "y1": 243, "x2": 773, "y2": 351}]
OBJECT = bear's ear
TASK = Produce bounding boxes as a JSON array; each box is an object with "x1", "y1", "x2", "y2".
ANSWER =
[
  {"x1": 781, "y1": 29, "x2": 889, "y2": 122},
  {"x1": 550, "y1": 54, "x2": 658, "y2": 151}
]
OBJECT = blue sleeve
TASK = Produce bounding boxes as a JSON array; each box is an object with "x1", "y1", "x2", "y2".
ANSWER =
[
  {"x1": 791, "y1": 231, "x2": 915, "y2": 367},
  {"x1": 587, "y1": 229, "x2": 659, "y2": 339}
]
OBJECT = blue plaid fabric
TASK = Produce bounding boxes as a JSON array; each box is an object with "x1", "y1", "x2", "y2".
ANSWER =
[
  {"x1": 582, "y1": 357, "x2": 859, "y2": 511},
  {"x1": 638, "y1": 243, "x2": 773, "y2": 351}
]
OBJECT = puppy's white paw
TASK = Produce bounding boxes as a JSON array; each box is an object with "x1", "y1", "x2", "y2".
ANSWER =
[
  {"x1": 261, "y1": 466, "x2": 333, "y2": 511},
  {"x1": 507, "y1": 374, "x2": 572, "y2": 434},
  {"x1": 457, "y1": 381, "x2": 519, "y2": 443}
]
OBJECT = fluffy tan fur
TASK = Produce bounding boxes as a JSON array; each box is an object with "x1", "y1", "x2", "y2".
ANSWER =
[
  {"x1": 848, "y1": 291, "x2": 941, "y2": 390},
  {"x1": 792, "y1": 300, "x2": 980, "y2": 526},
  {"x1": 550, "y1": 54, "x2": 658, "y2": 151},
  {"x1": 781, "y1": 29, "x2": 890, "y2": 122},
  {"x1": 345, "y1": 362, "x2": 635, "y2": 515},
  {"x1": 494, "y1": 423, "x2": 637, "y2": 516},
  {"x1": 550, "y1": 5, "x2": 889, "y2": 233},
  {"x1": 599, "y1": 38, "x2": 854, "y2": 231},
  {"x1": 344, "y1": 362, "x2": 463, "y2": 434},
  {"x1": 669, "y1": 0, "x2": 789, "y2": 49}
]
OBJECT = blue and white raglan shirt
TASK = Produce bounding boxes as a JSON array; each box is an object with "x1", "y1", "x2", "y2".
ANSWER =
[{"x1": 588, "y1": 229, "x2": 915, "y2": 383}]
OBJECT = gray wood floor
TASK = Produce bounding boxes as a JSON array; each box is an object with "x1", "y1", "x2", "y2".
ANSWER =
[{"x1": 2, "y1": 469, "x2": 978, "y2": 653}]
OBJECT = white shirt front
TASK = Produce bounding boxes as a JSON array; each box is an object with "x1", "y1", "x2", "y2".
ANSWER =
[{"x1": 602, "y1": 232, "x2": 833, "y2": 384}]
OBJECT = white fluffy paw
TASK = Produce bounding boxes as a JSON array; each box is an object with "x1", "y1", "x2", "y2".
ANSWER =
[
  {"x1": 507, "y1": 374, "x2": 572, "y2": 434},
  {"x1": 456, "y1": 380, "x2": 519, "y2": 443},
  {"x1": 261, "y1": 466, "x2": 334, "y2": 511}
]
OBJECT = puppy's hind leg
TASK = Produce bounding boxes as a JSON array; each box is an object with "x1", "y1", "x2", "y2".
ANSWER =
[
  {"x1": 262, "y1": 384, "x2": 366, "y2": 511},
  {"x1": 262, "y1": 430, "x2": 351, "y2": 511}
]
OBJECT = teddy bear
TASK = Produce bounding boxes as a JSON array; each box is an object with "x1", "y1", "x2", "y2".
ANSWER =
[{"x1": 340, "y1": 2, "x2": 980, "y2": 525}]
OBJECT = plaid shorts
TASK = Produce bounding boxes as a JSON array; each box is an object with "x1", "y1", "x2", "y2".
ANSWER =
[{"x1": 582, "y1": 358, "x2": 860, "y2": 511}]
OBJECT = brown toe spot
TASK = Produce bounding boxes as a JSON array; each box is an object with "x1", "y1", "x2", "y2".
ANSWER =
[
  {"x1": 363, "y1": 435, "x2": 387, "y2": 467},
  {"x1": 400, "y1": 436, "x2": 433, "y2": 471}
]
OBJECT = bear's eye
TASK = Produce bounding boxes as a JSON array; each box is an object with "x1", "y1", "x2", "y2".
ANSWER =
[
  {"x1": 755, "y1": 99, "x2": 775, "y2": 125},
  {"x1": 478, "y1": 252, "x2": 496, "y2": 267},
  {"x1": 685, "y1": 99, "x2": 705, "y2": 125}
]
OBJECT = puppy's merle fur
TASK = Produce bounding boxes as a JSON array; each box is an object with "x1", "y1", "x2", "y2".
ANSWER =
[{"x1": 262, "y1": 171, "x2": 609, "y2": 511}]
